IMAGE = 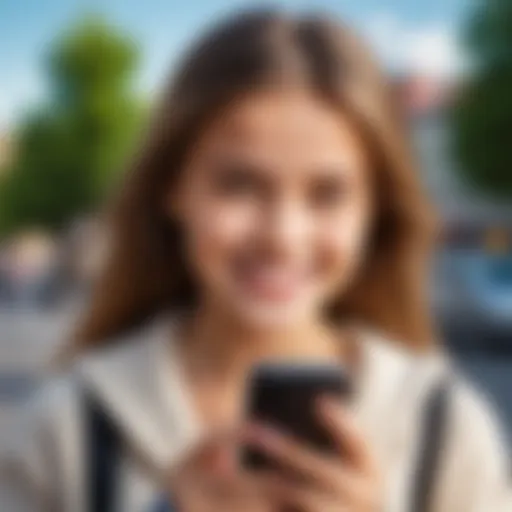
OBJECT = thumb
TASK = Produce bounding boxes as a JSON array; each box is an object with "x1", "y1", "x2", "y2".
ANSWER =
[{"x1": 197, "y1": 429, "x2": 240, "y2": 475}]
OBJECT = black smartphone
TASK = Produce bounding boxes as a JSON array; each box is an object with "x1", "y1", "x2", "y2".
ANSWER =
[{"x1": 242, "y1": 363, "x2": 352, "y2": 470}]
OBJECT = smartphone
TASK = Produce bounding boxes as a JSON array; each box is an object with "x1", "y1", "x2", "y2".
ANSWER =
[{"x1": 242, "y1": 363, "x2": 352, "y2": 470}]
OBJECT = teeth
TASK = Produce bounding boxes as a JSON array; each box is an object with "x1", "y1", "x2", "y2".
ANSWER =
[{"x1": 243, "y1": 265, "x2": 301, "y2": 287}]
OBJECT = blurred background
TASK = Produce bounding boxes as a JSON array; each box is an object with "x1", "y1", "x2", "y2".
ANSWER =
[{"x1": 1, "y1": 0, "x2": 511, "y2": 451}]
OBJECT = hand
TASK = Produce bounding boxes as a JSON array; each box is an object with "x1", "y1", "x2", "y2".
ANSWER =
[
  {"x1": 166, "y1": 431, "x2": 274, "y2": 512},
  {"x1": 245, "y1": 398, "x2": 383, "y2": 512}
]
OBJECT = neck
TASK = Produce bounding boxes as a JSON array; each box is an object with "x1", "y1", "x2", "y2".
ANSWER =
[{"x1": 178, "y1": 302, "x2": 343, "y2": 385}]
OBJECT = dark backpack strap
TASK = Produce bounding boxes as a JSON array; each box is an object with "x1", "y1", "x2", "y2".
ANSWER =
[
  {"x1": 410, "y1": 377, "x2": 452, "y2": 512},
  {"x1": 85, "y1": 392, "x2": 121, "y2": 512}
]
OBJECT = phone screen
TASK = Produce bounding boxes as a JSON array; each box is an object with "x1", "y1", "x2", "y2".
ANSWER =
[{"x1": 242, "y1": 363, "x2": 351, "y2": 470}]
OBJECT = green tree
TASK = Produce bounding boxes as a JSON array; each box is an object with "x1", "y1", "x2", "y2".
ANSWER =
[
  {"x1": 452, "y1": 0, "x2": 512, "y2": 198},
  {"x1": 0, "y1": 16, "x2": 143, "y2": 235}
]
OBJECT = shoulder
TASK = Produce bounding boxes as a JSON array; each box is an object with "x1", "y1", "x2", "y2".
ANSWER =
[
  {"x1": 9, "y1": 371, "x2": 81, "y2": 439},
  {"x1": 428, "y1": 368, "x2": 511, "y2": 511},
  {"x1": 7, "y1": 313, "x2": 174, "y2": 447},
  {"x1": 3, "y1": 370, "x2": 84, "y2": 474},
  {"x1": 447, "y1": 370, "x2": 509, "y2": 471},
  {"x1": 77, "y1": 311, "x2": 181, "y2": 378},
  {"x1": 367, "y1": 332, "x2": 511, "y2": 509},
  {"x1": 359, "y1": 327, "x2": 509, "y2": 466},
  {"x1": 0, "y1": 371, "x2": 82, "y2": 509},
  {"x1": 357, "y1": 327, "x2": 445, "y2": 400}
]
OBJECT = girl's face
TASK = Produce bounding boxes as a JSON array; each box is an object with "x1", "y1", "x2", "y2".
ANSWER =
[{"x1": 170, "y1": 89, "x2": 373, "y2": 329}]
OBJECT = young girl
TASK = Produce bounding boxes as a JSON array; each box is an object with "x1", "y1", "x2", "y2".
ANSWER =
[{"x1": 1, "y1": 10, "x2": 509, "y2": 512}]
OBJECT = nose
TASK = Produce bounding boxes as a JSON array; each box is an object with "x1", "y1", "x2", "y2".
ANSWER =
[{"x1": 260, "y1": 199, "x2": 310, "y2": 260}]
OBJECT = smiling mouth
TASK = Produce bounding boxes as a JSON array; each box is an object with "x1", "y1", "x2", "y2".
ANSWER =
[{"x1": 234, "y1": 262, "x2": 310, "y2": 301}]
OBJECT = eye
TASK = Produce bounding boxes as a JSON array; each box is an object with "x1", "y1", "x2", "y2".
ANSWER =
[
  {"x1": 309, "y1": 174, "x2": 349, "y2": 209},
  {"x1": 211, "y1": 163, "x2": 264, "y2": 197}
]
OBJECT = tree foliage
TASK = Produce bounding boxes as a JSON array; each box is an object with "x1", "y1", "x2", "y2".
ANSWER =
[
  {"x1": 452, "y1": 0, "x2": 512, "y2": 198},
  {"x1": 0, "y1": 16, "x2": 143, "y2": 236}
]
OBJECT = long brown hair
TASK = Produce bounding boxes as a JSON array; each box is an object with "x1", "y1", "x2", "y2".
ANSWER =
[{"x1": 73, "y1": 10, "x2": 437, "y2": 353}]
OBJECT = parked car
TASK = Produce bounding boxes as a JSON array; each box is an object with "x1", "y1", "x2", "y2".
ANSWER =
[{"x1": 433, "y1": 223, "x2": 512, "y2": 354}]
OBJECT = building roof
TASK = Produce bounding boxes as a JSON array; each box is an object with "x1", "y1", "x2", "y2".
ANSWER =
[{"x1": 393, "y1": 74, "x2": 458, "y2": 117}]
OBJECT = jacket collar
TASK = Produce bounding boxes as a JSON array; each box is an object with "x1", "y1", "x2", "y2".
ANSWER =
[{"x1": 78, "y1": 315, "x2": 203, "y2": 473}]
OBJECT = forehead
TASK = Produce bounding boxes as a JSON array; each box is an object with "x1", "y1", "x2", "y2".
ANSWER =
[{"x1": 192, "y1": 89, "x2": 368, "y2": 175}]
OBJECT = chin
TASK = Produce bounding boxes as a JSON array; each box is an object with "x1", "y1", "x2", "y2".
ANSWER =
[{"x1": 232, "y1": 297, "x2": 316, "y2": 331}]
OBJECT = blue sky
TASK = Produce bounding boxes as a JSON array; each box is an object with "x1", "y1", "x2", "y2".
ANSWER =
[{"x1": 0, "y1": 0, "x2": 472, "y2": 130}]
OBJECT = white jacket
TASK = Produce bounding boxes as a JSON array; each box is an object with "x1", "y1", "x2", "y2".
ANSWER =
[{"x1": 1, "y1": 315, "x2": 510, "y2": 511}]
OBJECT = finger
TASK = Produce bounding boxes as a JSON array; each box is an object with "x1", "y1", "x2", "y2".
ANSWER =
[
  {"x1": 316, "y1": 397, "x2": 376, "y2": 474},
  {"x1": 204, "y1": 470, "x2": 274, "y2": 511},
  {"x1": 264, "y1": 475, "x2": 349, "y2": 512},
  {"x1": 258, "y1": 462, "x2": 364, "y2": 507},
  {"x1": 170, "y1": 470, "x2": 221, "y2": 511},
  {"x1": 244, "y1": 424, "x2": 343, "y2": 489},
  {"x1": 191, "y1": 427, "x2": 243, "y2": 473},
  {"x1": 272, "y1": 476, "x2": 379, "y2": 512},
  {"x1": 167, "y1": 429, "x2": 243, "y2": 492}
]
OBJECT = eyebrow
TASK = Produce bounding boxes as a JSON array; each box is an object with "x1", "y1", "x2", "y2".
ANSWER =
[
  {"x1": 206, "y1": 147, "x2": 357, "y2": 182},
  {"x1": 209, "y1": 154, "x2": 275, "y2": 176}
]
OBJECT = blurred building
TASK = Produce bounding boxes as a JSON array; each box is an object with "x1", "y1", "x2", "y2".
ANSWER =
[{"x1": 396, "y1": 74, "x2": 512, "y2": 228}]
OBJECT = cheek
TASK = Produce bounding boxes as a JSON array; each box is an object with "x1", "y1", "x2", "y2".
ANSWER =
[
  {"x1": 185, "y1": 198, "x2": 258, "y2": 269},
  {"x1": 318, "y1": 205, "x2": 372, "y2": 282}
]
